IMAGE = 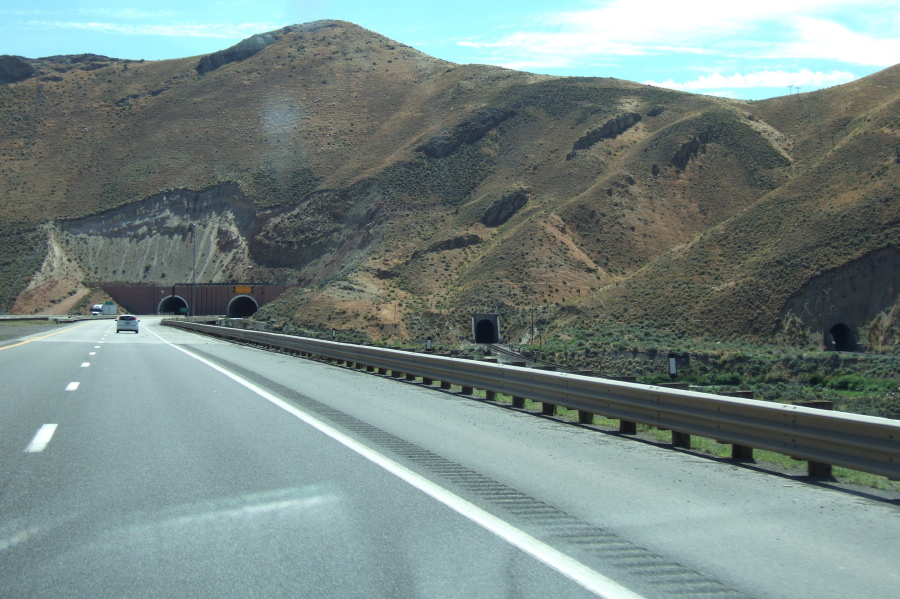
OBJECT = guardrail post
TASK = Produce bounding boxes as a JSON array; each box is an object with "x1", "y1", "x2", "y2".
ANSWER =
[
  {"x1": 366, "y1": 365, "x2": 375, "y2": 372},
  {"x1": 619, "y1": 420, "x2": 637, "y2": 434},
  {"x1": 731, "y1": 444, "x2": 754, "y2": 460},
  {"x1": 422, "y1": 376, "x2": 433, "y2": 385},
  {"x1": 723, "y1": 391, "x2": 755, "y2": 460},
  {"x1": 461, "y1": 385, "x2": 474, "y2": 395},
  {"x1": 405, "y1": 372, "x2": 416, "y2": 381},
  {"x1": 509, "y1": 362, "x2": 527, "y2": 408},
  {"x1": 795, "y1": 401, "x2": 835, "y2": 477},
  {"x1": 535, "y1": 366, "x2": 557, "y2": 415},
  {"x1": 378, "y1": 367, "x2": 389, "y2": 375},
  {"x1": 480, "y1": 358, "x2": 497, "y2": 399},
  {"x1": 440, "y1": 380, "x2": 451, "y2": 389},
  {"x1": 576, "y1": 371, "x2": 598, "y2": 424},
  {"x1": 390, "y1": 369, "x2": 403, "y2": 378},
  {"x1": 672, "y1": 431, "x2": 691, "y2": 448}
]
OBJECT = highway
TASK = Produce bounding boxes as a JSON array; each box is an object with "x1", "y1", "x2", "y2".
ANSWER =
[{"x1": 1, "y1": 318, "x2": 898, "y2": 598}]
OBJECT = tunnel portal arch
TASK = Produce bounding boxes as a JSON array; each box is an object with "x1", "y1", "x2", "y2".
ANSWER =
[
  {"x1": 827, "y1": 323, "x2": 857, "y2": 352},
  {"x1": 158, "y1": 295, "x2": 189, "y2": 315},
  {"x1": 227, "y1": 295, "x2": 259, "y2": 318}
]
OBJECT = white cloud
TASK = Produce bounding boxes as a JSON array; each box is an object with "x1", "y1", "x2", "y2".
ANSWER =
[
  {"x1": 459, "y1": 0, "x2": 900, "y2": 67},
  {"x1": 493, "y1": 56, "x2": 578, "y2": 71},
  {"x1": 74, "y1": 8, "x2": 181, "y2": 20},
  {"x1": 643, "y1": 69, "x2": 856, "y2": 91},
  {"x1": 30, "y1": 21, "x2": 279, "y2": 39},
  {"x1": 771, "y1": 17, "x2": 900, "y2": 66}
]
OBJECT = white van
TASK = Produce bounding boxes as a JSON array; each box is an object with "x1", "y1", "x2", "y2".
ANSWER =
[{"x1": 90, "y1": 304, "x2": 103, "y2": 315}]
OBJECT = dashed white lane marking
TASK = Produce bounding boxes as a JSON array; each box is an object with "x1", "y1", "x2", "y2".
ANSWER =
[
  {"x1": 89, "y1": 352, "x2": 96, "y2": 356},
  {"x1": 25, "y1": 424, "x2": 58, "y2": 453},
  {"x1": 65, "y1": 382, "x2": 80, "y2": 391},
  {"x1": 94, "y1": 346, "x2": 100, "y2": 349},
  {"x1": 80, "y1": 362, "x2": 90, "y2": 368},
  {"x1": 145, "y1": 326, "x2": 645, "y2": 599}
]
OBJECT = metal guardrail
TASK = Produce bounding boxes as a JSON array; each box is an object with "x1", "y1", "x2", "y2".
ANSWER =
[
  {"x1": 0, "y1": 315, "x2": 116, "y2": 323},
  {"x1": 163, "y1": 320, "x2": 900, "y2": 480},
  {"x1": 0, "y1": 315, "x2": 60, "y2": 322},
  {"x1": 487, "y1": 343, "x2": 580, "y2": 372}
]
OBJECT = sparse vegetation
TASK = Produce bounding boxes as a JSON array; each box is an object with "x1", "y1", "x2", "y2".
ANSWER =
[{"x1": 2, "y1": 21, "x2": 899, "y2": 369}]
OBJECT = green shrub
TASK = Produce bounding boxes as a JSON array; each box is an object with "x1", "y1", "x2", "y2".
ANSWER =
[
  {"x1": 827, "y1": 374, "x2": 865, "y2": 391},
  {"x1": 808, "y1": 373, "x2": 826, "y2": 386},
  {"x1": 712, "y1": 372, "x2": 742, "y2": 386}
]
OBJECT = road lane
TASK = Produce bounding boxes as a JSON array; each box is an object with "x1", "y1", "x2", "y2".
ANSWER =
[
  {"x1": 0, "y1": 321, "x2": 104, "y2": 456},
  {"x1": 3, "y1": 317, "x2": 899, "y2": 598},
  {"x1": 149, "y1": 319, "x2": 900, "y2": 599},
  {"x1": 0, "y1": 319, "x2": 601, "y2": 598},
  {"x1": 23, "y1": 423, "x2": 58, "y2": 453}
]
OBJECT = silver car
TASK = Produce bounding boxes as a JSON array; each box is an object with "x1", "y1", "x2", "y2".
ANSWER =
[{"x1": 116, "y1": 315, "x2": 139, "y2": 333}]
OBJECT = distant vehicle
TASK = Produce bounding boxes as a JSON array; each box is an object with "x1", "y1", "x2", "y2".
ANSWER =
[
  {"x1": 91, "y1": 304, "x2": 103, "y2": 315},
  {"x1": 116, "y1": 314, "x2": 139, "y2": 333}
]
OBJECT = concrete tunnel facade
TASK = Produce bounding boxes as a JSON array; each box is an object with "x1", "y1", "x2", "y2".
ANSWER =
[{"x1": 100, "y1": 283, "x2": 291, "y2": 316}]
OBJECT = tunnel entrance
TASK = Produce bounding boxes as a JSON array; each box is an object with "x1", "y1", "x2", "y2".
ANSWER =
[
  {"x1": 227, "y1": 295, "x2": 258, "y2": 318},
  {"x1": 475, "y1": 319, "x2": 497, "y2": 344},
  {"x1": 158, "y1": 295, "x2": 188, "y2": 315},
  {"x1": 827, "y1": 323, "x2": 857, "y2": 352},
  {"x1": 471, "y1": 313, "x2": 501, "y2": 343}
]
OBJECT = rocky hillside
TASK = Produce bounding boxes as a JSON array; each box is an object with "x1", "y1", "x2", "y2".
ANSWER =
[{"x1": 1, "y1": 20, "x2": 898, "y2": 349}]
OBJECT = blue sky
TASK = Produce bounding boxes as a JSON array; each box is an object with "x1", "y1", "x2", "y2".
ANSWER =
[{"x1": 1, "y1": 0, "x2": 898, "y2": 100}]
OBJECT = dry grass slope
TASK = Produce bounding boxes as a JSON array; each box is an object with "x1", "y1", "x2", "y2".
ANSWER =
[{"x1": 1, "y1": 21, "x2": 898, "y2": 350}]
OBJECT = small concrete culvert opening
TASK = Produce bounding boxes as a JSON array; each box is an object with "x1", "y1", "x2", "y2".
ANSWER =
[
  {"x1": 228, "y1": 295, "x2": 258, "y2": 318},
  {"x1": 828, "y1": 323, "x2": 857, "y2": 352},
  {"x1": 158, "y1": 295, "x2": 188, "y2": 315}
]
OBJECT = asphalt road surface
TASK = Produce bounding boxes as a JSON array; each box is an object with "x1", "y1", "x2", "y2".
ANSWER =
[{"x1": 1, "y1": 318, "x2": 898, "y2": 598}]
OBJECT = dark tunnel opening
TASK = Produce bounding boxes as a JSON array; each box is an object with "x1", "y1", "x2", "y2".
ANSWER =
[
  {"x1": 475, "y1": 319, "x2": 497, "y2": 344},
  {"x1": 228, "y1": 295, "x2": 259, "y2": 318},
  {"x1": 828, "y1": 323, "x2": 857, "y2": 352},
  {"x1": 158, "y1": 295, "x2": 188, "y2": 315}
]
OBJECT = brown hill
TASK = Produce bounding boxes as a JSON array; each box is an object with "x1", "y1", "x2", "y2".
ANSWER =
[{"x1": 1, "y1": 20, "x2": 897, "y2": 350}]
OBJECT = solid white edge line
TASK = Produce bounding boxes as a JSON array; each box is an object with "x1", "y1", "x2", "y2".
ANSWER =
[
  {"x1": 65, "y1": 382, "x2": 80, "y2": 391},
  {"x1": 25, "y1": 424, "x2": 58, "y2": 452},
  {"x1": 146, "y1": 325, "x2": 645, "y2": 599}
]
